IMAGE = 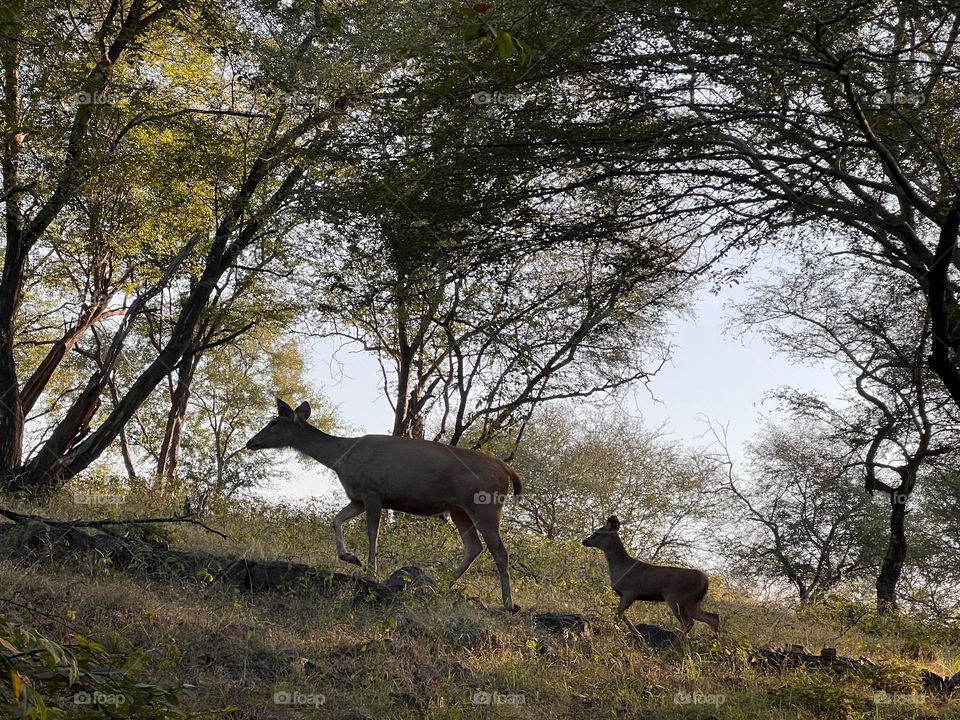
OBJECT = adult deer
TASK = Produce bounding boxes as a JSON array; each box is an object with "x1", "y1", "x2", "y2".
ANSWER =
[
  {"x1": 245, "y1": 399, "x2": 522, "y2": 610},
  {"x1": 583, "y1": 515, "x2": 719, "y2": 639}
]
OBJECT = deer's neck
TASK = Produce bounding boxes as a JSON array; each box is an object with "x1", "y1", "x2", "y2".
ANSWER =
[
  {"x1": 292, "y1": 424, "x2": 352, "y2": 469},
  {"x1": 602, "y1": 536, "x2": 636, "y2": 578}
]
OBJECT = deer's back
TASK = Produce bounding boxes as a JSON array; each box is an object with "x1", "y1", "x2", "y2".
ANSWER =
[
  {"x1": 336, "y1": 435, "x2": 513, "y2": 512},
  {"x1": 613, "y1": 559, "x2": 709, "y2": 601}
]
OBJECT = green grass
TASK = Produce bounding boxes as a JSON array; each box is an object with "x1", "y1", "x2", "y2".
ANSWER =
[{"x1": 2, "y1": 490, "x2": 959, "y2": 719}]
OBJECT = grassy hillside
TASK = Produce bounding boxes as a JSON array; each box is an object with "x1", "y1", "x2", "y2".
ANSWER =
[{"x1": 1, "y1": 491, "x2": 958, "y2": 719}]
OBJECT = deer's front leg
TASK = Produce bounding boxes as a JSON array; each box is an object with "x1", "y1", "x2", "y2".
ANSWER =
[
  {"x1": 333, "y1": 500, "x2": 364, "y2": 566},
  {"x1": 617, "y1": 593, "x2": 644, "y2": 644}
]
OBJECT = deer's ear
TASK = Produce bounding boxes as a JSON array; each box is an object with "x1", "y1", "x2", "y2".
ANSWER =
[
  {"x1": 294, "y1": 401, "x2": 311, "y2": 420},
  {"x1": 276, "y1": 398, "x2": 295, "y2": 418},
  {"x1": 606, "y1": 515, "x2": 620, "y2": 531}
]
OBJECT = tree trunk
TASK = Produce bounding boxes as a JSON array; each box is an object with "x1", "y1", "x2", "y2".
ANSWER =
[
  {"x1": 927, "y1": 205, "x2": 960, "y2": 409},
  {"x1": 19, "y1": 305, "x2": 122, "y2": 416},
  {"x1": 391, "y1": 320, "x2": 419, "y2": 437},
  {"x1": 106, "y1": 373, "x2": 136, "y2": 480},
  {"x1": 0, "y1": 5, "x2": 24, "y2": 479},
  {"x1": 392, "y1": 349, "x2": 413, "y2": 437},
  {"x1": 407, "y1": 386, "x2": 425, "y2": 440},
  {"x1": 156, "y1": 349, "x2": 200, "y2": 491},
  {"x1": 876, "y1": 491, "x2": 908, "y2": 611},
  {"x1": 5, "y1": 123, "x2": 306, "y2": 491}
]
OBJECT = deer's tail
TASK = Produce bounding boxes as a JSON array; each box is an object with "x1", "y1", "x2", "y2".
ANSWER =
[
  {"x1": 508, "y1": 466, "x2": 522, "y2": 498},
  {"x1": 695, "y1": 576, "x2": 709, "y2": 603}
]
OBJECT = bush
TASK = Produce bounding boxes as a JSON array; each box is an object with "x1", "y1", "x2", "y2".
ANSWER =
[{"x1": 0, "y1": 612, "x2": 191, "y2": 719}]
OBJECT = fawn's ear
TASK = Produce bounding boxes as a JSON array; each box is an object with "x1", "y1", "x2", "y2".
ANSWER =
[
  {"x1": 276, "y1": 398, "x2": 295, "y2": 418},
  {"x1": 294, "y1": 401, "x2": 311, "y2": 420},
  {"x1": 606, "y1": 515, "x2": 620, "y2": 531}
]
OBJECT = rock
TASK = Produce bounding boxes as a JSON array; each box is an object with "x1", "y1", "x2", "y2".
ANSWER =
[
  {"x1": 536, "y1": 641, "x2": 556, "y2": 657},
  {"x1": 631, "y1": 623, "x2": 682, "y2": 649},
  {"x1": 354, "y1": 566, "x2": 430, "y2": 604},
  {"x1": 533, "y1": 612, "x2": 592, "y2": 636},
  {"x1": 2, "y1": 519, "x2": 378, "y2": 596},
  {"x1": 920, "y1": 669, "x2": 957, "y2": 694},
  {"x1": 751, "y1": 646, "x2": 876, "y2": 672},
  {"x1": 382, "y1": 565, "x2": 429, "y2": 591}
]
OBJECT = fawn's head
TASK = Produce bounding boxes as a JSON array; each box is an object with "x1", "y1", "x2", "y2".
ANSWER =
[
  {"x1": 582, "y1": 515, "x2": 621, "y2": 549},
  {"x1": 246, "y1": 398, "x2": 311, "y2": 450}
]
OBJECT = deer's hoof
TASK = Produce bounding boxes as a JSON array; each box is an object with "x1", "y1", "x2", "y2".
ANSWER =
[{"x1": 339, "y1": 553, "x2": 362, "y2": 566}]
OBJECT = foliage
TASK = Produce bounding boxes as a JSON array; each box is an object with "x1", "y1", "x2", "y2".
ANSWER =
[
  {"x1": 773, "y1": 674, "x2": 863, "y2": 720},
  {"x1": 903, "y1": 469, "x2": 960, "y2": 618},
  {"x1": 498, "y1": 405, "x2": 719, "y2": 560},
  {"x1": 0, "y1": 612, "x2": 189, "y2": 719},
  {"x1": 731, "y1": 249, "x2": 960, "y2": 607},
  {"x1": 717, "y1": 418, "x2": 887, "y2": 604}
]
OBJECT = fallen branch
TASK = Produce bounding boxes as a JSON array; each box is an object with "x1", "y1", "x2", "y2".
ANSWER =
[{"x1": 0, "y1": 506, "x2": 228, "y2": 539}]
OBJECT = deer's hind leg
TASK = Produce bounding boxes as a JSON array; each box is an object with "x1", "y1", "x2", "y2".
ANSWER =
[
  {"x1": 667, "y1": 596, "x2": 695, "y2": 636},
  {"x1": 692, "y1": 606, "x2": 720, "y2": 635},
  {"x1": 449, "y1": 508, "x2": 484, "y2": 581},
  {"x1": 364, "y1": 495, "x2": 382, "y2": 576},
  {"x1": 472, "y1": 510, "x2": 515, "y2": 611}
]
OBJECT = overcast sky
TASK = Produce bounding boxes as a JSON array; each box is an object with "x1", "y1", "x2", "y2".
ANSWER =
[{"x1": 257, "y1": 271, "x2": 846, "y2": 503}]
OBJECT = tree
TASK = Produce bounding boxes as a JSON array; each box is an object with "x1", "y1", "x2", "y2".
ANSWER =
[
  {"x1": 500, "y1": 405, "x2": 719, "y2": 561},
  {"x1": 1, "y1": 0, "x2": 730, "y2": 492},
  {"x1": 904, "y1": 468, "x2": 960, "y2": 617},
  {"x1": 589, "y1": 0, "x2": 960, "y2": 411},
  {"x1": 0, "y1": 0, "x2": 374, "y2": 491},
  {"x1": 316, "y1": 236, "x2": 684, "y2": 449},
  {"x1": 714, "y1": 419, "x2": 885, "y2": 604},
  {"x1": 734, "y1": 254, "x2": 960, "y2": 608},
  {"x1": 118, "y1": 327, "x2": 331, "y2": 507},
  {"x1": 297, "y1": 0, "x2": 759, "y2": 446}
]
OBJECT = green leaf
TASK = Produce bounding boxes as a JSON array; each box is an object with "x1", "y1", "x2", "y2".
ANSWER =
[{"x1": 496, "y1": 30, "x2": 515, "y2": 59}]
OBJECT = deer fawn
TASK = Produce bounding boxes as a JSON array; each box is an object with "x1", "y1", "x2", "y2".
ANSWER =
[
  {"x1": 583, "y1": 515, "x2": 719, "y2": 640},
  {"x1": 246, "y1": 398, "x2": 522, "y2": 611}
]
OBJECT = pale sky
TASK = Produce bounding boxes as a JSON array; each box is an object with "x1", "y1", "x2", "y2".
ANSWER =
[{"x1": 258, "y1": 277, "x2": 844, "y2": 503}]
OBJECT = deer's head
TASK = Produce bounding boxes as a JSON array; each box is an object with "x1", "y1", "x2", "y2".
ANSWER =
[
  {"x1": 245, "y1": 398, "x2": 311, "y2": 450},
  {"x1": 582, "y1": 515, "x2": 621, "y2": 549}
]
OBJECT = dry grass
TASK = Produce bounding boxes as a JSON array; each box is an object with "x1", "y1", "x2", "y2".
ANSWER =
[{"x1": 1, "y1": 491, "x2": 959, "y2": 719}]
